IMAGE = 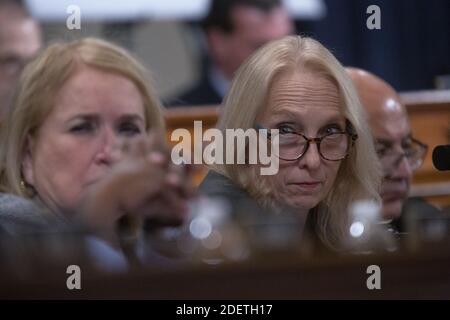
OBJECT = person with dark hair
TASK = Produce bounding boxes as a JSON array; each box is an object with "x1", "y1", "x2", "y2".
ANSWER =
[
  {"x1": 0, "y1": 0, "x2": 41, "y2": 119},
  {"x1": 170, "y1": 0, "x2": 294, "y2": 107}
]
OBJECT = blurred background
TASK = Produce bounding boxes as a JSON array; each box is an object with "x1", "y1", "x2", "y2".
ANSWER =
[{"x1": 26, "y1": 0, "x2": 450, "y2": 102}]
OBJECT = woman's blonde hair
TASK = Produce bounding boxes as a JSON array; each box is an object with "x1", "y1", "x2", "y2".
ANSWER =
[
  {"x1": 0, "y1": 37, "x2": 165, "y2": 197},
  {"x1": 212, "y1": 35, "x2": 382, "y2": 249}
]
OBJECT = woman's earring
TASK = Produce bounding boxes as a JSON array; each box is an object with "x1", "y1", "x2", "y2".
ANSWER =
[{"x1": 20, "y1": 179, "x2": 35, "y2": 197}]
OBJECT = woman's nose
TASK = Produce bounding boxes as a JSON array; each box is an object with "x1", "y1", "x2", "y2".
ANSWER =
[
  {"x1": 299, "y1": 142, "x2": 321, "y2": 170},
  {"x1": 95, "y1": 128, "x2": 121, "y2": 165}
]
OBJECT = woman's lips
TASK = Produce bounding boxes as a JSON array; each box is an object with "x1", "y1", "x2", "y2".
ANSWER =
[{"x1": 289, "y1": 181, "x2": 322, "y2": 192}]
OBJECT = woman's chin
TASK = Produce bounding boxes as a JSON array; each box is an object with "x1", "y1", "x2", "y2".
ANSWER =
[{"x1": 281, "y1": 195, "x2": 319, "y2": 213}]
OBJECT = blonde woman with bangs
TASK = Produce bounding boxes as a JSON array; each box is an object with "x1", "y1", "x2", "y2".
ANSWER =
[
  {"x1": 0, "y1": 38, "x2": 190, "y2": 246},
  {"x1": 200, "y1": 35, "x2": 382, "y2": 251}
]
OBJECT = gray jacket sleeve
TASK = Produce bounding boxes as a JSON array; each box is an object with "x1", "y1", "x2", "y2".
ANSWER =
[{"x1": 0, "y1": 193, "x2": 50, "y2": 236}]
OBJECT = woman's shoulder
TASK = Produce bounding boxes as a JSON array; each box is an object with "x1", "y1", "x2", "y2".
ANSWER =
[
  {"x1": 0, "y1": 192, "x2": 50, "y2": 235},
  {"x1": 199, "y1": 170, "x2": 249, "y2": 200},
  {"x1": 198, "y1": 170, "x2": 269, "y2": 220}
]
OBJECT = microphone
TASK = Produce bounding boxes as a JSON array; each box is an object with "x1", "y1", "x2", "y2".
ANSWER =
[{"x1": 432, "y1": 145, "x2": 450, "y2": 171}]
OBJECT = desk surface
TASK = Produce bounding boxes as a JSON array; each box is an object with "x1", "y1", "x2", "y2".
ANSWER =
[{"x1": 1, "y1": 241, "x2": 449, "y2": 299}]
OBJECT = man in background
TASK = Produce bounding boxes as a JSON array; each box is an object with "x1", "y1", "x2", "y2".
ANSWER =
[
  {"x1": 170, "y1": 0, "x2": 294, "y2": 107},
  {"x1": 347, "y1": 67, "x2": 440, "y2": 232},
  {"x1": 0, "y1": 0, "x2": 42, "y2": 119}
]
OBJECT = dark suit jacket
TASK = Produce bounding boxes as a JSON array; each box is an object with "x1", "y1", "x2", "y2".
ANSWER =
[
  {"x1": 391, "y1": 197, "x2": 443, "y2": 233},
  {"x1": 168, "y1": 74, "x2": 223, "y2": 107}
]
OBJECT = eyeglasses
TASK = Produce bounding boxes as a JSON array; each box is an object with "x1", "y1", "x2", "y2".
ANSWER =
[
  {"x1": 375, "y1": 137, "x2": 428, "y2": 172},
  {"x1": 256, "y1": 124, "x2": 358, "y2": 161}
]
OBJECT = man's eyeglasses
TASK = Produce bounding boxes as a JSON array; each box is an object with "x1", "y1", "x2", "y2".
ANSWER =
[
  {"x1": 375, "y1": 137, "x2": 428, "y2": 172},
  {"x1": 256, "y1": 124, "x2": 358, "y2": 161}
]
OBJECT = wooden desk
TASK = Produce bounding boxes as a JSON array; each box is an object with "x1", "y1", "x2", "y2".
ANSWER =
[
  {"x1": 1, "y1": 241, "x2": 450, "y2": 299},
  {"x1": 165, "y1": 106, "x2": 219, "y2": 185}
]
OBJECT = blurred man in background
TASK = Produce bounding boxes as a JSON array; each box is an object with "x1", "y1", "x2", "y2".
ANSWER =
[
  {"x1": 347, "y1": 68, "x2": 440, "y2": 232},
  {"x1": 170, "y1": 0, "x2": 294, "y2": 107},
  {"x1": 0, "y1": 0, "x2": 42, "y2": 119}
]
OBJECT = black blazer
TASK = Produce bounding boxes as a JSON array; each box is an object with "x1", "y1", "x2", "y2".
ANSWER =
[{"x1": 167, "y1": 75, "x2": 223, "y2": 107}]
